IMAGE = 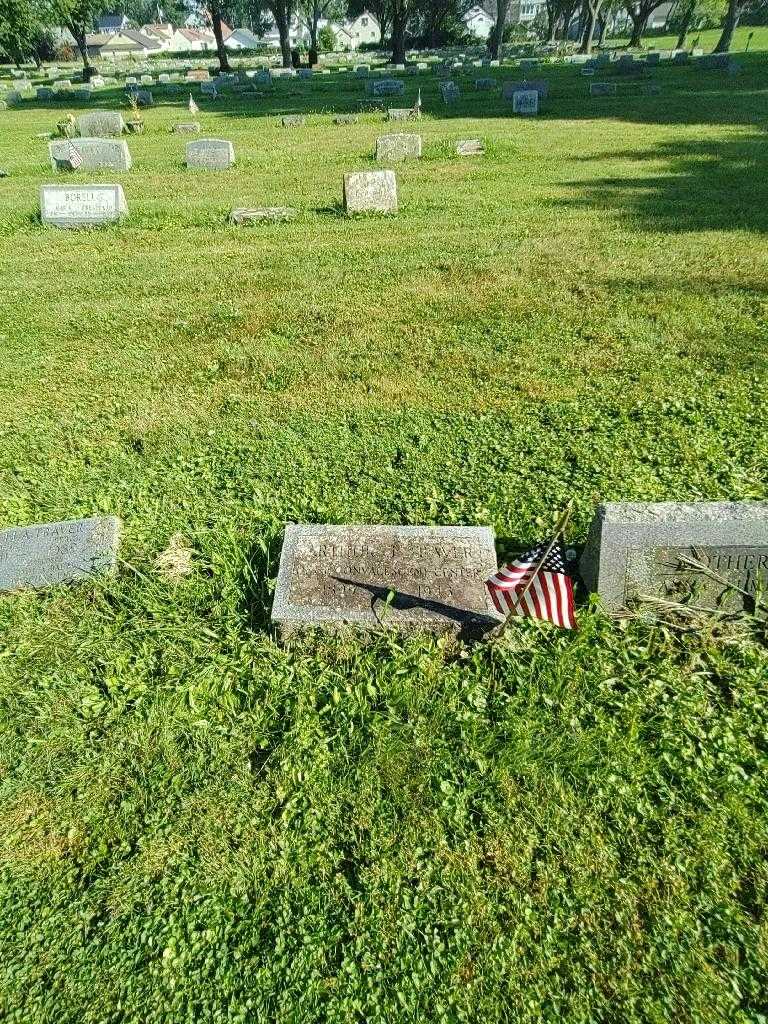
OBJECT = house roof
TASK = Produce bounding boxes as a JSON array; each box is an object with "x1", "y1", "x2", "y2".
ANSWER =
[
  {"x1": 141, "y1": 22, "x2": 174, "y2": 37},
  {"x1": 86, "y1": 32, "x2": 113, "y2": 47},
  {"x1": 227, "y1": 28, "x2": 260, "y2": 45},
  {"x1": 98, "y1": 14, "x2": 128, "y2": 29},
  {"x1": 179, "y1": 27, "x2": 214, "y2": 42}
]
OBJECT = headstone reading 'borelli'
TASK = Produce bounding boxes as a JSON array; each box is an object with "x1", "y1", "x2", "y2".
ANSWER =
[
  {"x1": 77, "y1": 110, "x2": 126, "y2": 137},
  {"x1": 49, "y1": 137, "x2": 132, "y2": 172},
  {"x1": 580, "y1": 502, "x2": 768, "y2": 615},
  {"x1": 343, "y1": 170, "x2": 398, "y2": 214},
  {"x1": 185, "y1": 138, "x2": 235, "y2": 170},
  {"x1": 271, "y1": 524, "x2": 503, "y2": 635},
  {"x1": 375, "y1": 133, "x2": 421, "y2": 161},
  {"x1": 40, "y1": 184, "x2": 128, "y2": 227},
  {"x1": 230, "y1": 206, "x2": 296, "y2": 224},
  {"x1": 0, "y1": 516, "x2": 120, "y2": 592}
]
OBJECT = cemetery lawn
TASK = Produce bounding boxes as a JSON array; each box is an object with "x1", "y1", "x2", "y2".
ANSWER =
[{"x1": 1, "y1": 54, "x2": 768, "y2": 1023}]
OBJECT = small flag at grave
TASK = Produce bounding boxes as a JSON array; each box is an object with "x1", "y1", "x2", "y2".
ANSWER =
[
  {"x1": 188, "y1": 92, "x2": 199, "y2": 114},
  {"x1": 66, "y1": 141, "x2": 83, "y2": 169},
  {"x1": 413, "y1": 87, "x2": 422, "y2": 117},
  {"x1": 486, "y1": 506, "x2": 576, "y2": 630}
]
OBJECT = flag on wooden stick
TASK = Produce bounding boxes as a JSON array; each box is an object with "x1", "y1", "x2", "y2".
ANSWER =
[
  {"x1": 66, "y1": 141, "x2": 83, "y2": 170},
  {"x1": 486, "y1": 538, "x2": 576, "y2": 629},
  {"x1": 188, "y1": 92, "x2": 199, "y2": 115},
  {"x1": 412, "y1": 88, "x2": 422, "y2": 117}
]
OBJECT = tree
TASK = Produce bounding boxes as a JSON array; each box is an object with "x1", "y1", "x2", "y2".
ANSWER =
[
  {"x1": 622, "y1": 0, "x2": 667, "y2": 45},
  {"x1": 487, "y1": 0, "x2": 510, "y2": 58},
  {"x1": 297, "y1": 0, "x2": 341, "y2": 64},
  {"x1": 56, "y1": 0, "x2": 111, "y2": 80},
  {"x1": 0, "y1": 0, "x2": 45, "y2": 65},
  {"x1": 578, "y1": 0, "x2": 604, "y2": 51},
  {"x1": 264, "y1": 0, "x2": 294, "y2": 65},
  {"x1": 418, "y1": 0, "x2": 470, "y2": 46},
  {"x1": 713, "y1": 0, "x2": 748, "y2": 50},
  {"x1": 389, "y1": 0, "x2": 412, "y2": 62},
  {"x1": 204, "y1": 0, "x2": 232, "y2": 70}
]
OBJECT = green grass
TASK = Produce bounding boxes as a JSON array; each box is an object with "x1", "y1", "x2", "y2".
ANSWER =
[
  {"x1": 1, "y1": 54, "x2": 768, "y2": 1023},
  {"x1": 606, "y1": 24, "x2": 768, "y2": 51}
]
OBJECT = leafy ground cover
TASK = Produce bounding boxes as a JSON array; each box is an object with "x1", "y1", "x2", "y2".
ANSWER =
[{"x1": 0, "y1": 51, "x2": 767, "y2": 1023}]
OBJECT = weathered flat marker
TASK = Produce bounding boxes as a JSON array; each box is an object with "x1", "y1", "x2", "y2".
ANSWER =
[
  {"x1": 272, "y1": 524, "x2": 503, "y2": 636},
  {"x1": 580, "y1": 502, "x2": 768, "y2": 614},
  {"x1": 0, "y1": 516, "x2": 120, "y2": 592}
]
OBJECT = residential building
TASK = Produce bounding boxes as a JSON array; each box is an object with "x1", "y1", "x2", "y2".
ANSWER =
[
  {"x1": 86, "y1": 29, "x2": 163, "y2": 57},
  {"x1": 463, "y1": 4, "x2": 494, "y2": 39},
  {"x1": 225, "y1": 28, "x2": 262, "y2": 49},
  {"x1": 97, "y1": 13, "x2": 130, "y2": 34}
]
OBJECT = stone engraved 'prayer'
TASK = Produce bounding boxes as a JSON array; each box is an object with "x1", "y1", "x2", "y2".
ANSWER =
[
  {"x1": 40, "y1": 184, "x2": 128, "y2": 227},
  {"x1": 271, "y1": 525, "x2": 503, "y2": 635},
  {"x1": 580, "y1": 502, "x2": 768, "y2": 615},
  {"x1": 0, "y1": 516, "x2": 120, "y2": 592}
]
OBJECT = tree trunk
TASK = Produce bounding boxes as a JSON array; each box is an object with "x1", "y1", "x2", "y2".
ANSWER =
[
  {"x1": 579, "y1": 1, "x2": 601, "y2": 52},
  {"x1": 273, "y1": 7, "x2": 292, "y2": 66},
  {"x1": 597, "y1": 12, "x2": 608, "y2": 44},
  {"x1": 675, "y1": 0, "x2": 695, "y2": 48},
  {"x1": 545, "y1": 3, "x2": 558, "y2": 42},
  {"x1": 391, "y1": 6, "x2": 407, "y2": 63},
  {"x1": 308, "y1": 18, "x2": 318, "y2": 64},
  {"x1": 69, "y1": 22, "x2": 95, "y2": 81},
  {"x1": 627, "y1": 11, "x2": 645, "y2": 46},
  {"x1": 210, "y1": 7, "x2": 231, "y2": 72},
  {"x1": 714, "y1": 0, "x2": 741, "y2": 52}
]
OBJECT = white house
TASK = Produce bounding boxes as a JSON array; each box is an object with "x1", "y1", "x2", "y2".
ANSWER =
[
  {"x1": 340, "y1": 12, "x2": 380, "y2": 48},
  {"x1": 97, "y1": 13, "x2": 130, "y2": 34},
  {"x1": 225, "y1": 27, "x2": 262, "y2": 49},
  {"x1": 463, "y1": 5, "x2": 494, "y2": 39},
  {"x1": 86, "y1": 28, "x2": 163, "y2": 57}
]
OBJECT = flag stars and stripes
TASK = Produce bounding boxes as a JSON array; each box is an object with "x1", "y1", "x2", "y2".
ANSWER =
[{"x1": 486, "y1": 539, "x2": 576, "y2": 629}]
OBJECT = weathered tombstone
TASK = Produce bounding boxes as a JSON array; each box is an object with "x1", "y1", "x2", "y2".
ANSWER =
[
  {"x1": 355, "y1": 64, "x2": 370, "y2": 77},
  {"x1": 158, "y1": 73, "x2": 171, "y2": 84},
  {"x1": 673, "y1": 50, "x2": 689, "y2": 65},
  {"x1": 297, "y1": 68, "x2": 312, "y2": 79},
  {"x1": 456, "y1": 138, "x2": 484, "y2": 156},
  {"x1": 172, "y1": 121, "x2": 201, "y2": 133},
  {"x1": 334, "y1": 113, "x2": 358, "y2": 124},
  {"x1": 343, "y1": 170, "x2": 398, "y2": 214},
  {"x1": 130, "y1": 89, "x2": 153, "y2": 106},
  {"x1": 580, "y1": 502, "x2": 768, "y2": 615},
  {"x1": 281, "y1": 114, "x2": 305, "y2": 127},
  {"x1": 230, "y1": 206, "x2": 296, "y2": 224},
  {"x1": 368, "y1": 79, "x2": 405, "y2": 97},
  {"x1": 387, "y1": 107, "x2": 414, "y2": 121},
  {"x1": 512, "y1": 89, "x2": 538, "y2": 115},
  {"x1": 271, "y1": 524, "x2": 502, "y2": 635},
  {"x1": 440, "y1": 80, "x2": 460, "y2": 103},
  {"x1": 375, "y1": 133, "x2": 422, "y2": 161},
  {"x1": 140, "y1": 74, "x2": 154, "y2": 85},
  {"x1": 590, "y1": 81, "x2": 617, "y2": 96},
  {"x1": 519, "y1": 58, "x2": 538, "y2": 71},
  {"x1": 77, "y1": 110, "x2": 126, "y2": 137},
  {"x1": 40, "y1": 183, "x2": 128, "y2": 227},
  {"x1": 0, "y1": 516, "x2": 120, "y2": 592},
  {"x1": 200, "y1": 80, "x2": 219, "y2": 95},
  {"x1": 49, "y1": 137, "x2": 132, "y2": 172},
  {"x1": 646, "y1": 51, "x2": 660, "y2": 65},
  {"x1": 187, "y1": 68, "x2": 210, "y2": 82},
  {"x1": 475, "y1": 77, "x2": 494, "y2": 90},
  {"x1": 185, "y1": 138, "x2": 235, "y2": 170}
]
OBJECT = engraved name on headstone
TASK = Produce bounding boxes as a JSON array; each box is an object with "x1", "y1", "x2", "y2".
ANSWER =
[
  {"x1": 0, "y1": 516, "x2": 120, "y2": 592},
  {"x1": 49, "y1": 138, "x2": 132, "y2": 172},
  {"x1": 40, "y1": 184, "x2": 128, "y2": 227},
  {"x1": 271, "y1": 524, "x2": 503, "y2": 635},
  {"x1": 580, "y1": 502, "x2": 768, "y2": 614}
]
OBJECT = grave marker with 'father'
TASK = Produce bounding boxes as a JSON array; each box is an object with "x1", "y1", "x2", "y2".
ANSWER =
[
  {"x1": 40, "y1": 184, "x2": 128, "y2": 227},
  {"x1": 271, "y1": 524, "x2": 503, "y2": 635},
  {"x1": 0, "y1": 516, "x2": 120, "y2": 592},
  {"x1": 580, "y1": 502, "x2": 768, "y2": 615}
]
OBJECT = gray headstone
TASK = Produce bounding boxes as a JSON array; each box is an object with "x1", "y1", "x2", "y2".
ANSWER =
[
  {"x1": 40, "y1": 183, "x2": 128, "y2": 227},
  {"x1": 77, "y1": 110, "x2": 125, "y2": 136},
  {"x1": 673, "y1": 51, "x2": 689, "y2": 65},
  {"x1": 475, "y1": 78, "x2": 494, "y2": 90},
  {"x1": 580, "y1": 502, "x2": 768, "y2": 615},
  {"x1": 375, "y1": 132, "x2": 421, "y2": 161},
  {"x1": 172, "y1": 121, "x2": 201, "y2": 133},
  {"x1": 512, "y1": 89, "x2": 538, "y2": 115},
  {"x1": 281, "y1": 114, "x2": 305, "y2": 127},
  {"x1": 440, "y1": 80, "x2": 460, "y2": 103},
  {"x1": 297, "y1": 68, "x2": 312, "y2": 79},
  {"x1": 271, "y1": 524, "x2": 502, "y2": 636},
  {"x1": 456, "y1": 138, "x2": 484, "y2": 156},
  {"x1": 355, "y1": 65, "x2": 370, "y2": 77},
  {"x1": 0, "y1": 516, "x2": 120, "y2": 592},
  {"x1": 502, "y1": 79, "x2": 549, "y2": 99},
  {"x1": 343, "y1": 169, "x2": 398, "y2": 214},
  {"x1": 368, "y1": 79, "x2": 405, "y2": 97},
  {"x1": 590, "y1": 82, "x2": 617, "y2": 96},
  {"x1": 49, "y1": 137, "x2": 132, "y2": 172},
  {"x1": 185, "y1": 138, "x2": 235, "y2": 170},
  {"x1": 37, "y1": 86, "x2": 55, "y2": 100},
  {"x1": 230, "y1": 206, "x2": 296, "y2": 224}
]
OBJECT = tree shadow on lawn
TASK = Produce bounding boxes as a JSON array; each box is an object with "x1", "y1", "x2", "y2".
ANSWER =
[{"x1": 557, "y1": 131, "x2": 768, "y2": 234}]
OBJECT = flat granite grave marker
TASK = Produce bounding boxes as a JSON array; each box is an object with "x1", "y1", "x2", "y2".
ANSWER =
[
  {"x1": 334, "y1": 114, "x2": 358, "y2": 124},
  {"x1": 172, "y1": 121, "x2": 201, "y2": 133},
  {"x1": 387, "y1": 107, "x2": 415, "y2": 121},
  {"x1": 375, "y1": 133, "x2": 421, "y2": 161},
  {"x1": 271, "y1": 524, "x2": 502, "y2": 635},
  {"x1": 580, "y1": 502, "x2": 768, "y2": 615},
  {"x1": 0, "y1": 516, "x2": 120, "y2": 592},
  {"x1": 456, "y1": 138, "x2": 484, "y2": 156},
  {"x1": 49, "y1": 137, "x2": 132, "y2": 172},
  {"x1": 40, "y1": 183, "x2": 128, "y2": 227},
  {"x1": 77, "y1": 110, "x2": 125, "y2": 136},
  {"x1": 343, "y1": 170, "x2": 398, "y2": 214},
  {"x1": 185, "y1": 138, "x2": 235, "y2": 170},
  {"x1": 230, "y1": 206, "x2": 296, "y2": 224}
]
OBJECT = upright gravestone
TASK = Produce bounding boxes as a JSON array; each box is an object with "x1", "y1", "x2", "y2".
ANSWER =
[
  {"x1": 580, "y1": 502, "x2": 768, "y2": 614},
  {"x1": 440, "y1": 80, "x2": 460, "y2": 103},
  {"x1": 0, "y1": 516, "x2": 120, "y2": 592},
  {"x1": 77, "y1": 110, "x2": 126, "y2": 136},
  {"x1": 475, "y1": 78, "x2": 494, "y2": 90},
  {"x1": 512, "y1": 90, "x2": 538, "y2": 115},
  {"x1": 343, "y1": 170, "x2": 398, "y2": 214},
  {"x1": 271, "y1": 524, "x2": 502, "y2": 635},
  {"x1": 502, "y1": 79, "x2": 549, "y2": 99},
  {"x1": 375, "y1": 133, "x2": 422, "y2": 161},
  {"x1": 40, "y1": 183, "x2": 128, "y2": 227},
  {"x1": 185, "y1": 138, "x2": 235, "y2": 170},
  {"x1": 369, "y1": 79, "x2": 405, "y2": 97},
  {"x1": 49, "y1": 138, "x2": 132, "y2": 172}
]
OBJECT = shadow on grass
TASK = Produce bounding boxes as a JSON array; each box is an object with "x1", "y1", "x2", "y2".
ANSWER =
[{"x1": 559, "y1": 131, "x2": 768, "y2": 233}]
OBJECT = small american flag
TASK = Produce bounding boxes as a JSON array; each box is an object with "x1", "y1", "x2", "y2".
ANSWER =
[
  {"x1": 188, "y1": 92, "x2": 199, "y2": 114},
  {"x1": 486, "y1": 539, "x2": 576, "y2": 629},
  {"x1": 67, "y1": 141, "x2": 83, "y2": 170},
  {"x1": 413, "y1": 87, "x2": 421, "y2": 117}
]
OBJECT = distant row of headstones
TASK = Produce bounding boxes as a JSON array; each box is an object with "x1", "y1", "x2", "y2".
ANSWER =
[{"x1": 2, "y1": 504, "x2": 765, "y2": 634}]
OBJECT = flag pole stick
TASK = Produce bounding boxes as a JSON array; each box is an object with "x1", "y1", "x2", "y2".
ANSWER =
[{"x1": 495, "y1": 501, "x2": 574, "y2": 638}]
